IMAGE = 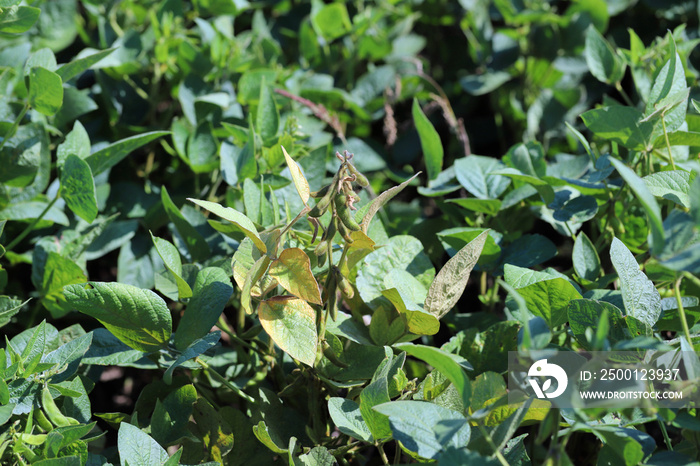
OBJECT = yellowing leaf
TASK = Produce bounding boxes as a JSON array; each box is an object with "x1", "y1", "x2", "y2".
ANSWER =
[
  {"x1": 241, "y1": 255, "x2": 271, "y2": 315},
  {"x1": 259, "y1": 296, "x2": 318, "y2": 366},
  {"x1": 269, "y1": 248, "x2": 322, "y2": 305},
  {"x1": 482, "y1": 397, "x2": 550, "y2": 427},
  {"x1": 348, "y1": 230, "x2": 376, "y2": 250},
  {"x1": 281, "y1": 146, "x2": 310, "y2": 205}
]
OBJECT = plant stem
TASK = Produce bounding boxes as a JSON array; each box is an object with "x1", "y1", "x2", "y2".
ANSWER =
[
  {"x1": 476, "y1": 423, "x2": 510, "y2": 466},
  {"x1": 216, "y1": 316, "x2": 265, "y2": 356},
  {"x1": 674, "y1": 277, "x2": 692, "y2": 344},
  {"x1": 661, "y1": 117, "x2": 676, "y2": 170},
  {"x1": 277, "y1": 206, "x2": 311, "y2": 242},
  {"x1": 5, "y1": 196, "x2": 59, "y2": 252},
  {"x1": 564, "y1": 221, "x2": 575, "y2": 239},
  {"x1": 488, "y1": 279, "x2": 500, "y2": 314},
  {"x1": 377, "y1": 443, "x2": 390, "y2": 465},
  {"x1": 658, "y1": 418, "x2": 674, "y2": 451},
  {"x1": 195, "y1": 357, "x2": 257, "y2": 404},
  {"x1": 683, "y1": 271, "x2": 700, "y2": 289},
  {"x1": 615, "y1": 82, "x2": 635, "y2": 107}
]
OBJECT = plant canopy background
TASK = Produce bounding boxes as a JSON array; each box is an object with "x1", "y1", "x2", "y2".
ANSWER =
[{"x1": 1, "y1": 0, "x2": 700, "y2": 465}]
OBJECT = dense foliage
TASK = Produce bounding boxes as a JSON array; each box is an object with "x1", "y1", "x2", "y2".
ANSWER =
[{"x1": 1, "y1": 0, "x2": 700, "y2": 464}]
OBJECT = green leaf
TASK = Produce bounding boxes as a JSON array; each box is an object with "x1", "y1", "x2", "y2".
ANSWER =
[
  {"x1": 80, "y1": 328, "x2": 144, "y2": 366},
  {"x1": 460, "y1": 71, "x2": 512, "y2": 96},
  {"x1": 610, "y1": 237, "x2": 662, "y2": 327},
  {"x1": 60, "y1": 155, "x2": 97, "y2": 223},
  {"x1": 446, "y1": 198, "x2": 501, "y2": 215},
  {"x1": 269, "y1": 248, "x2": 321, "y2": 305},
  {"x1": 28, "y1": 67, "x2": 63, "y2": 116},
  {"x1": 41, "y1": 252, "x2": 87, "y2": 318},
  {"x1": 25, "y1": 48, "x2": 57, "y2": 74},
  {"x1": 437, "y1": 228, "x2": 501, "y2": 264},
  {"x1": 0, "y1": 200, "x2": 69, "y2": 226},
  {"x1": 238, "y1": 69, "x2": 277, "y2": 105},
  {"x1": 258, "y1": 296, "x2": 317, "y2": 366},
  {"x1": 565, "y1": 122, "x2": 596, "y2": 162},
  {"x1": 382, "y1": 271, "x2": 438, "y2": 336},
  {"x1": 242, "y1": 178, "x2": 263, "y2": 224},
  {"x1": 117, "y1": 422, "x2": 169, "y2": 466},
  {"x1": 645, "y1": 40, "x2": 688, "y2": 134},
  {"x1": 151, "y1": 384, "x2": 197, "y2": 447},
  {"x1": 567, "y1": 299, "x2": 629, "y2": 350},
  {"x1": 359, "y1": 375, "x2": 392, "y2": 440},
  {"x1": 657, "y1": 130, "x2": 700, "y2": 147},
  {"x1": 85, "y1": 131, "x2": 169, "y2": 176},
  {"x1": 0, "y1": 128, "x2": 41, "y2": 187},
  {"x1": 56, "y1": 48, "x2": 116, "y2": 82},
  {"x1": 281, "y1": 146, "x2": 310, "y2": 205},
  {"x1": 360, "y1": 173, "x2": 420, "y2": 231},
  {"x1": 150, "y1": 233, "x2": 192, "y2": 299},
  {"x1": 174, "y1": 268, "x2": 232, "y2": 350},
  {"x1": 373, "y1": 401, "x2": 469, "y2": 460},
  {"x1": 573, "y1": 232, "x2": 601, "y2": 281},
  {"x1": 252, "y1": 421, "x2": 288, "y2": 455},
  {"x1": 469, "y1": 372, "x2": 507, "y2": 412},
  {"x1": 692, "y1": 175, "x2": 700, "y2": 227},
  {"x1": 489, "y1": 397, "x2": 533, "y2": 453},
  {"x1": 425, "y1": 230, "x2": 487, "y2": 319},
  {"x1": 164, "y1": 332, "x2": 220, "y2": 384},
  {"x1": 412, "y1": 99, "x2": 443, "y2": 181},
  {"x1": 298, "y1": 446, "x2": 335, "y2": 466},
  {"x1": 57, "y1": 121, "x2": 90, "y2": 167},
  {"x1": 584, "y1": 25, "x2": 625, "y2": 84},
  {"x1": 188, "y1": 198, "x2": 267, "y2": 253},
  {"x1": 547, "y1": 189, "x2": 598, "y2": 224},
  {"x1": 32, "y1": 457, "x2": 82, "y2": 465},
  {"x1": 491, "y1": 168, "x2": 555, "y2": 204},
  {"x1": 0, "y1": 297, "x2": 25, "y2": 328},
  {"x1": 43, "y1": 332, "x2": 92, "y2": 378},
  {"x1": 394, "y1": 343, "x2": 472, "y2": 410},
  {"x1": 516, "y1": 278, "x2": 582, "y2": 328},
  {"x1": 46, "y1": 422, "x2": 97, "y2": 451},
  {"x1": 443, "y1": 321, "x2": 519, "y2": 375},
  {"x1": 504, "y1": 142, "x2": 546, "y2": 178},
  {"x1": 356, "y1": 235, "x2": 435, "y2": 312},
  {"x1": 498, "y1": 234, "x2": 557, "y2": 274},
  {"x1": 186, "y1": 121, "x2": 218, "y2": 173},
  {"x1": 581, "y1": 106, "x2": 654, "y2": 151},
  {"x1": 609, "y1": 158, "x2": 664, "y2": 255},
  {"x1": 63, "y1": 282, "x2": 172, "y2": 353},
  {"x1": 643, "y1": 170, "x2": 696, "y2": 208},
  {"x1": 0, "y1": 5, "x2": 40, "y2": 33},
  {"x1": 161, "y1": 187, "x2": 210, "y2": 262},
  {"x1": 18, "y1": 320, "x2": 47, "y2": 374},
  {"x1": 369, "y1": 306, "x2": 407, "y2": 345},
  {"x1": 518, "y1": 316, "x2": 552, "y2": 351},
  {"x1": 256, "y1": 80, "x2": 279, "y2": 141},
  {"x1": 661, "y1": 243, "x2": 700, "y2": 274},
  {"x1": 312, "y1": 2, "x2": 352, "y2": 41},
  {"x1": 454, "y1": 155, "x2": 511, "y2": 200},
  {"x1": 595, "y1": 426, "x2": 650, "y2": 466},
  {"x1": 328, "y1": 397, "x2": 372, "y2": 442}
]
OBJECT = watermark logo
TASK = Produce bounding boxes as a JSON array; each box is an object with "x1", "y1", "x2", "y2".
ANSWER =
[{"x1": 528, "y1": 359, "x2": 568, "y2": 399}]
